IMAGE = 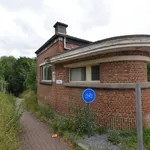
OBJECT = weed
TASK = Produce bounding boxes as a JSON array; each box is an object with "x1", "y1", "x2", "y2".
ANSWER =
[
  {"x1": 96, "y1": 125, "x2": 107, "y2": 135},
  {"x1": 39, "y1": 106, "x2": 55, "y2": 120},
  {"x1": 0, "y1": 92, "x2": 21, "y2": 150},
  {"x1": 107, "y1": 130, "x2": 120, "y2": 145},
  {"x1": 21, "y1": 90, "x2": 39, "y2": 113},
  {"x1": 119, "y1": 130, "x2": 136, "y2": 137},
  {"x1": 70, "y1": 106, "x2": 95, "y2": 135}
]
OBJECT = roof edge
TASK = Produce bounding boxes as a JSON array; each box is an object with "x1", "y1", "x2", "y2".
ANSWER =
[{"x1": 35, "y1": 33, "x2": 92, "y2": 55}]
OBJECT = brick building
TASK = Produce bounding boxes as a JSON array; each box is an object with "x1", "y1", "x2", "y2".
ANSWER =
[{"x1": 35, "y1": 22, "x2": 150, "y2": 130}]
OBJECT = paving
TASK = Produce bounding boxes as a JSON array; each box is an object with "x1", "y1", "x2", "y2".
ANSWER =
[{"x1": 19, "y1": 111, "x2": 73, "y2": 150}]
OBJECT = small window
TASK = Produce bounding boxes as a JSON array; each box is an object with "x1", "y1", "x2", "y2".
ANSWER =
[
  {"x1": 91, "y1": 65, "x2": 100, "y2": 80},
  {"x1": 70, "y1": 67, "x2": 86, "y2": 81},
  {"x1": 40, "y1": 64, "x2": 52, "y2": 81}
]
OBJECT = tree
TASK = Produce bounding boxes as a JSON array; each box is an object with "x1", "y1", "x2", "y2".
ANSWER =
[
  {"x1": 7, "y1": 57, "x2": 36, "y2": 96},
  {"x1": 0, "y1": 56, "x2": 16, "y2": 81},
  {"x1": 24, "y1": 58, "x2": 37, "y2": 91}
]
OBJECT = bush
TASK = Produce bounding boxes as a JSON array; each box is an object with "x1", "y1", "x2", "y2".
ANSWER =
[
  {"x1": 70, "y1": 107, "x2": 95, "y2": 135},
  {"x1": 0, "y1": 92, "x2": 20, "y2": 150},
  {"x1": 39, "y1": 106, "x2": 55, "y2": 120},
  {"x1": 96, "y1": 125, "x2": 107, "y2": 135},
  {"x1": 21, "y1": 90, "x2": 39, "y2": 113},
  {"x1": 143, "y1": 128, "x2": 150, "y2": 149},
  {"x1": 51, "y1": 106, "x2": 95, "y2": 136},
  {"x1": 107, "y1": 130, "x2": 120, "y2": 145}
]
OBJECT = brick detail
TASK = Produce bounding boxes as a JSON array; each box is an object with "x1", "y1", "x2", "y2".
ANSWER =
[{"x1": 100, "y1": 61, "x2": 147, "y2": 83}]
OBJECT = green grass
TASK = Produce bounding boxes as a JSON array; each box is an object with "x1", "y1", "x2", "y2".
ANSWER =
[
  {"x1": 106, "y1": 129, "x2": 150, "y2": 150},
  {"x1": 20, "y1": 90, "x2": 39, "y2": 113},
  {"x1": 121, "y1": 129, "x2": 150, "y2": 150},
  {"x1": 0, "y1": 92, "x2": 21, "y2": 150}
]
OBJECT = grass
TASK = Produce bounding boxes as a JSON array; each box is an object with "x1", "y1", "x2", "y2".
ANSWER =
[
  {"x1": 20, "y1": 90, "x2": 39, "y2": 113},
  {"x1": 106, "y1": 129, "x2": 150, "y2": 150},
  {"x1": 0, "y1": 92, "x2": 21, "y2": 150}
]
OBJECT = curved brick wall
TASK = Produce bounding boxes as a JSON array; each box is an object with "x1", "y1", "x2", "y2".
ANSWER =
[
  {"x1": 37, "y1": 41, "x2": 150, "y2": 129},
  {"x1": 100, "y1": 61, "x2": 147, "y2": 83}
]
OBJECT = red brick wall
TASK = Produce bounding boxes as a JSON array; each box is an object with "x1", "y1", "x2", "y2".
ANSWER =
[
  {"x1": 142, "y1": 89, "x2": 150, "y2": 128},
  {"x1": 54, "y1": 63, "x2": 138, "y2": 130},
  {"x1": 37, "y1": 44, "x2": 150, "y2": 129},
  {"x1": 37, "y1": 40, "x2": 64, "y2": 109},
  {"x1": 100, "y1": 61, "x2": 147, "y2": 83},
  {"x1": 54, "y1": 63, "x2": 150, "y2": 129}
]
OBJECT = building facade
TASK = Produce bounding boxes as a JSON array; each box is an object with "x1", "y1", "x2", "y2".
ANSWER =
[{"x1": 35, "y1": 22, "x2": 150, "y2": 129}]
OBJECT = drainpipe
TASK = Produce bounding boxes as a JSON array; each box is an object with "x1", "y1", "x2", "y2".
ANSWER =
[{"x1": 63, "y1": 37, "x2": 70, "y2": 50}]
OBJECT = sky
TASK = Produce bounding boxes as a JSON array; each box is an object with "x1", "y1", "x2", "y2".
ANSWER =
[{"x1": 0, "y1": 0, "x2": 150, "y2": 58}]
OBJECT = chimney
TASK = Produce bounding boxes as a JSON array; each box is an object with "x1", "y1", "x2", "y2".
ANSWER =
[{"x1": 53, "y1": 22, "x2": 68, "y2": 35}]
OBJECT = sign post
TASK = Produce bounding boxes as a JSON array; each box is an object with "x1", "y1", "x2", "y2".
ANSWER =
[
  {"x1": 82, "y1": 88, "x2": 96, "y2": 138},
  {"x1": 135, "y1": 83, "x2": 143, "y2": 150}
]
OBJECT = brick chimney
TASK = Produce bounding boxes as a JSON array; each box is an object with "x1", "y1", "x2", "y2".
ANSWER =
[{"x1": 53, "y1": 22, "x2": 68, "y2": 35}]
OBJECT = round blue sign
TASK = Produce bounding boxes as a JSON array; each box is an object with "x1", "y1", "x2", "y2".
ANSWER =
[{"x1": 82, "y1": 88, "x2": 96, "y2": 103}]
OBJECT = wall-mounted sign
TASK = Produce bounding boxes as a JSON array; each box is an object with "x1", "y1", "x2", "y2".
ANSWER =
[
  {"x1": 56, "y1": 80, "x2": 63, "y2": 84},
  {"x1": 52, "y1": 72, "x2": 55, "y2": 82}
]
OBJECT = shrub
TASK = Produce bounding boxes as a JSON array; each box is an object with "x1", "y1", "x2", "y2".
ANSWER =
[
  {"x1": 96, "y1": 125, "x2": 107, "y2": 135},
  {"x1": 0, "y1": 92, "x2": 21, "y2": 150},
  {"x1": 70, "y1": 106, "x2": 95, "y2": 135},
  {"x1": 107, "y1": 130, "x2": 120, "y2": 145},
  {"x1": 39, "y1": 106, "x2": 55, "y2": 120},
  {"x1": 143, "y1": 128, "x2": 150, "y2": 149},
  {"x1": 119, "y1": 130, "x2": 136, "y2": 137},
  {"x1": 21, "y1": 90, "x2": 39, "y2": 113}
]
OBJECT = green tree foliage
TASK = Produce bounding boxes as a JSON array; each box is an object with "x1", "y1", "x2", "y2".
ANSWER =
[
  {"x1": 0, "y1": 56, "x2": 16, "y2": 81},
  {"x1": 0, "y1": 56, "x2": 36, "y2": 96},
  {"x1": 147, "y1": 63, "x2": 150, "y2": 82},
  {"x1": 8, "y1": 57, "x2": 36, "y2": 96},
  {"x1": 24, "y1": 58, "x2": 37, "y2": 91}
]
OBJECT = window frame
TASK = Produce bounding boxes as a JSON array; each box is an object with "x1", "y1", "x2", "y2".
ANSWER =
[
  {"x1": 40, "y1": 63, "x2": 52, "y2": 82},
  {"x1": 91, "y1": 65, "x2": 100, "y2": 81},
  {"x1": 69, "y1": 67, "x2": 86, "y2": 82},
  {"x1": 69, "y1": 64, "x2": 100, "y2": 82}
]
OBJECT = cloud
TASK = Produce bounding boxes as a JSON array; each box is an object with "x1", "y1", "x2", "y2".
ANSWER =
[
  {"x1": 0, "y1": 0, "x2": 44, "y2": 12},
  {"x1": 0, "y1": 0, "x2": 150, "y2": 58}
]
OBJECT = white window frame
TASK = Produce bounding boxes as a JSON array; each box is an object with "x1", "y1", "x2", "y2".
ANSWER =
[
  {"x1": 40, "y1": 63, "x2": 52, "y2": 82},
  {"x1": 69, "y1": 67, "x2": 86, "y2": 82},
  {"x1": 69, "y1": 64, "x2": 100, "y2": 82}
]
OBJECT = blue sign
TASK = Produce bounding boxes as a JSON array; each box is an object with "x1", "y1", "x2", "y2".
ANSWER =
[{"x1": 82, "y1": 88, "x2": 96, "y2": 103}]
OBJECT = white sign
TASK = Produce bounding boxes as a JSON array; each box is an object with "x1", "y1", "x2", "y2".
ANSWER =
[
  {"x1": 56, "y1": 80, "x2": 63, "y2": 84},
  {"x1": 52, "y1": 72, "x2": 55, "y2": 82}
]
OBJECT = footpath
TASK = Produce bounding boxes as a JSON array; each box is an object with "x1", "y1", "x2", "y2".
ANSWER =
[{"x1": 17, "y1": 98, "x2": 72, "y2": 150}]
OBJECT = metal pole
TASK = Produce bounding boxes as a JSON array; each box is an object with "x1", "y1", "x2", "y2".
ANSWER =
[
  {"x1": 135, "y1": 83, "x2": 143, "y2": 150},
  {"x1": 87, "y1": 103, "x2": 91, "y2": 138}
]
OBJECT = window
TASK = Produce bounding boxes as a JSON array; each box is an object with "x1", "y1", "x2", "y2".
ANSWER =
[
  {"x1": 91, "y1": 65, "x2": 100, "y2": 80},
  {"x1": 70, "y1": 67, "x2": 86, "y2": 81},
  {"x1": 69, "y1": 65, "x2": 100, "y2": 82},
  {"x1": 40, "y1": 64, "x2": 52, "y2": 81}
]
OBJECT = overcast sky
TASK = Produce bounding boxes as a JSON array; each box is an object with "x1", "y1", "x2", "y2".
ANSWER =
[{"x1": 0, "y1": 0, "x2": 150, "y2": 58}]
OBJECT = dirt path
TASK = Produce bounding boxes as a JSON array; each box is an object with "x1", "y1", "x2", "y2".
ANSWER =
[{"x1": 19, "y1": 110, "x2": 73, "y2": 150}]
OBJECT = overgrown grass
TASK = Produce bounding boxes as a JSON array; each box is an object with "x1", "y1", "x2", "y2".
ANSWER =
[
  {"x1": 20, "y1": 90, "x2": 39, "y2": 113},
  {"x1": 107, "y1": 129, "x2": 150, "y2": 150},
  {"x1": 0, "y1": 92, "x2": 21, "y2": 150}
]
